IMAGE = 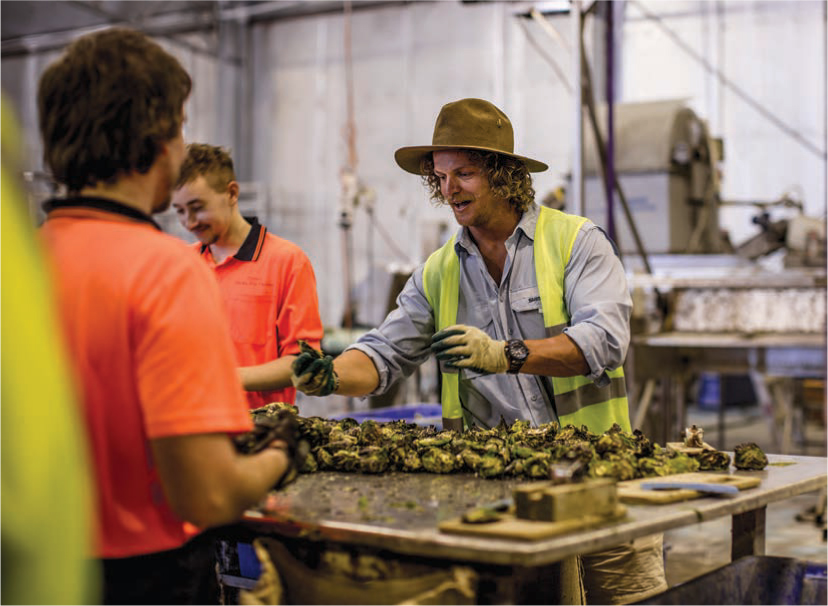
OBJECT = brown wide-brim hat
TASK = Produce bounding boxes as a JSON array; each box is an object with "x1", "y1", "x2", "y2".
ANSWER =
[{"x1": 394, "y1": 98, "x2": 548, "y2": 175}]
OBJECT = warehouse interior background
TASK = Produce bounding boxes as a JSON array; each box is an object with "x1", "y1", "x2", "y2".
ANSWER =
[
  {"x1": 3, "y1": 0, "x2": 826, "y2": 596},
  {"x1": 3, "y1": 0, "x2": 826, "y2": 431}
]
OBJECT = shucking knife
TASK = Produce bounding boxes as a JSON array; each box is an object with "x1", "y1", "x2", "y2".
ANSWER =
[
  {"x1": 461, "y1": 497, "x2": 514, "y2": 524},
  {"x1": 640, "y1": 481, "x2": 739, "y2": 495}
]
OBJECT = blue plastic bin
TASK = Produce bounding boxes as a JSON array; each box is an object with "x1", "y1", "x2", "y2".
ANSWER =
[
  {"x1": 237, "y1": 541, "x2": 261, "y2": 579},
  {"x1": 697, "y1": 372, "x2": 721, "y2": 411},
  {"x1": 638, "y1": 556, "x2": 827, "y2": 605},
  {"x1": 332, "y1": 403, "x2": 443, "y2": 428}
]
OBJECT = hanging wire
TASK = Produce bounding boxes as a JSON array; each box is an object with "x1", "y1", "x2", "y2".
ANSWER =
[
  {"x1": 340, "y1": 0, "x2": 357, "y2": 330},
  {"x1": 367, "y1": 209, "x2": 412, "y2": 262},
  {"x1": 519, "y1": 12, "x2": 573, "y2": 93},
  {"x1": 343, "y1": 0, "x2": 358, "y2": 173},
  {"x1": 629, "y1": 0, "x2": 826, "y2": 160}
]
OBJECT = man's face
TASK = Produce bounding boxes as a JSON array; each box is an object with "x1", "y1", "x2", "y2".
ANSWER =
[
  {"x1": 432, "y1": 150, "x2": 508, "y2": 228},
  {"x1": 171, "y1": 175, "x2": 236, "y2": 246}
]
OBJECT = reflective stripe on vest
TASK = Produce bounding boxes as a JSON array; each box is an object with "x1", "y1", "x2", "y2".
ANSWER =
[{"x1": 423, "y1": 206, "x2": 631, "y2": 433}]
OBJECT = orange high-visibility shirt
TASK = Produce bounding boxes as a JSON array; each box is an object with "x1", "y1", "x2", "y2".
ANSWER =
[
  {"x1": 40, "y1": 198, "x2": 251, "y2": 558},
  {"x1": 195, "y1": 218, "x2": 324, "y2": 408}
]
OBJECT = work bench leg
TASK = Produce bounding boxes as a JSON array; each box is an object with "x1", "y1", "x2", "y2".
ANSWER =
[{"x1": 731, "y1": 506, "x2": 766, "y2": 560}]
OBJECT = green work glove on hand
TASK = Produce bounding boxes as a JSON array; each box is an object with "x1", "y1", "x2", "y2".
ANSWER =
[
  {"x1": 234, "y1": 407, "x2": 299, "y2": 456},
  {"x1": 291, "y1": 340, "x2": 339, "y2": 396},
  {"x1": 233, "y1": 407, "x2": 308, "y2": 488},
  {"x1": 430, "y1": 324, "x2": 508, "y2": 374}
]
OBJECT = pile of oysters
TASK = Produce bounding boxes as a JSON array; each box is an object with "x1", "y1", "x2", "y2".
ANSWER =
[{"x1": 244, "y1": 403, "x2": 757, "y2": 481}]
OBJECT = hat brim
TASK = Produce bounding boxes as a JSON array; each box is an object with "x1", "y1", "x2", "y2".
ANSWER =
[{"x1": 394, "y1": 145, "x2": 548, "y2": 175}]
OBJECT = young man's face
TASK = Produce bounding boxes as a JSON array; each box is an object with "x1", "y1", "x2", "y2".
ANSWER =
[
  {"x1": 432, "y1": 149, "x2": 509, "y2": 228},
  {"x1": 171, "y1": 175, "x2": 236, "y2": 246}
]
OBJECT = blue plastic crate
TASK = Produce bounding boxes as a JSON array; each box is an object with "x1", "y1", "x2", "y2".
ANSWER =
[
  {"x1": 332, "y1": 403, "x2": 443, "y2": 428},
  {"x1": 237, "y1": 541, "x2": 261, "y2": 579},
  {"x1": 638, "y1": 556, "x2": 827, "y2": 605},
  {"x1": 697, "y1": 372, "x2": 721, "y2": 410}
]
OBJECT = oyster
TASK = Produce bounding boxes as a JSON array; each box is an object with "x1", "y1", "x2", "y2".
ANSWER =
[
  {"x1": 697, "y1": 449, "x2": 731, "y2": 471},
  {"x1": 356, "y1": 446, "x2": 389, "y2": 474},
  {"x1": 421, "y1": 447, "x2": 456, "y2": 473},
  {"x1": 733, "y1": 442, "x2": 768, "y2": 471}
]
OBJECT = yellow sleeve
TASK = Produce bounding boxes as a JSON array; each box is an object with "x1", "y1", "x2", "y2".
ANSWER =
[{"x1": 1, "y1": 98, "x2": 101, "y2": 605}]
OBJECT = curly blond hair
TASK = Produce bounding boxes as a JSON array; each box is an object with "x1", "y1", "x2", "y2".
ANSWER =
[{"x1": 419, "y1": 150, "x2": 536, "y2": 213}]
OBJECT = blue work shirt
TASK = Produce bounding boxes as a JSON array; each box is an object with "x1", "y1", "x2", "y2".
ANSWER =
[{"x1": 347, "y1": 203, "x2": 632, "y2": 429}]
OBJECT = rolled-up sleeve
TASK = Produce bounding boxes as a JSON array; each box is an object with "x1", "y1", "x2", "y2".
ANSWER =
[
  {"x1": 346, "y1": 267, "x2": 436, "y2": 395},
  {"x1": 562, "y1": 224, "x2": 632, "y2": 386}
]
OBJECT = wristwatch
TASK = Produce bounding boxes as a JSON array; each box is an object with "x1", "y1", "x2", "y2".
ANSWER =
[{"x1": 504, "y1": 339, "x2": 529, "y2": 374}]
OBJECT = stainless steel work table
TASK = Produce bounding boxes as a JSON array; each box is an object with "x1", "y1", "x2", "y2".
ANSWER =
[{"x1": 237, "y1": 454, "x2": 826, "y2": 568}]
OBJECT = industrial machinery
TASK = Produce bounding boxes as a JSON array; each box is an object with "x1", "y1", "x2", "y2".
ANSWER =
[
  {"x1": 735, "y1": 198, "x2": 826, "y2": 268},
  {"x1": 572, "y1": 99, "x2": 826, "y2": 453},
  {"x1": 574, "y1": 98, "x2": 724, "y2": 255}
]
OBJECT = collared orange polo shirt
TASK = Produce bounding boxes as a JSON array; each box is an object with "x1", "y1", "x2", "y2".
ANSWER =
[
  {"x1": 39, "y1": 197, "x2": 251, "y2": 559},
  {"x1": 194, "y1": 218, "x2": 324, "y2": 408}
]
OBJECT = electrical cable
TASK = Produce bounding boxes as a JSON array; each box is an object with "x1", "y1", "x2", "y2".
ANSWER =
[
  {"x1": 366, "y1": 207, "x2": 411, "y2": 263},
  {"x1": 519, "y1": 13, "x2": 573, "y2": 92},
  {"x1": 340, "y1": 0, "x2": 357, "y2": 330},
  {"x1": 629, "y1": 0, "x2": 826, "y2": 160}
]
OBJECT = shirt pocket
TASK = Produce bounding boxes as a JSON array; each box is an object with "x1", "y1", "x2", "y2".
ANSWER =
[
  {"x1": 225, "y1": 295, "x2": 272, "y2": 345},
  {"x1": 510, "y1": 286, "x2": 546, "y2": 338},
  {"x1": 510, "y1": 286, "x2": 542, "y2": 314}
]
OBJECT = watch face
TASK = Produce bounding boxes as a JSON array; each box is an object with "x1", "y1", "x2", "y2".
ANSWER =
[
  {"x1": 508, "y1": 340, "x2": 529, "y2": 361},
  {"x1": 507, "y1": 340, "x2": 529, "y2": 373}
]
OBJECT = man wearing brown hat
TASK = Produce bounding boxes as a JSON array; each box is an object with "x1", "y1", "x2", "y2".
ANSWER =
[{"x1": 291, "y1": 98, "x2": 667, "y2": 603}]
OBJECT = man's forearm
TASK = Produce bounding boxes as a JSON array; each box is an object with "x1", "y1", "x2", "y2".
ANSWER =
[
  {"x1": 520, "y1": 333, "x2": 590, "y2": 377},
  {"x1": 151, "y1": 433, "x2": 290, "y2": 529},
  {"x1": 332, "y1": 349, "x2": 381, "y2": 396},
  {"x1": 239, "y1": 356, "x2": 296, "y2": 391}
]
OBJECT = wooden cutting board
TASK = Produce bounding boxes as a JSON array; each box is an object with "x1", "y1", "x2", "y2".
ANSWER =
[
  {"x1": 618, "y1": 473, "x2": 761, "y2": 504},
  {"x1": 438, "y1": 505, "x2": 627, "y2": 541}
]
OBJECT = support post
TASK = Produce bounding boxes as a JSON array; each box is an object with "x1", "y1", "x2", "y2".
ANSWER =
[{"x1": 732, "y1": 507, "x2": 767, "y2": 560}]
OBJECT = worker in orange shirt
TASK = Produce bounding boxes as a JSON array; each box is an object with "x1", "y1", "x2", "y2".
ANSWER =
[
  {"x1": 36, "y1": 28, "x2": 295, "y2": 604},
  {"x1": 171, "y1": 143, "x2": 324, "y2": 409}
]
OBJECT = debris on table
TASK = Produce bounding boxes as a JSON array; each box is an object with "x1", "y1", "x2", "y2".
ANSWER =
[{"x1": 684, "y1": 424, "x2": 705, "y2": 448}]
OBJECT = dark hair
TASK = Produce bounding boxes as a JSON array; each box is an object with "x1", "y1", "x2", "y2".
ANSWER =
[
  {"x1": 176, "y1": 143, "x2": 236, "y2": 192},
  {"x1": 420, "y1": 150, "x2": 536, "y2": 213},
  {"x1": 37, "y1": 28, "x2": 192, "y2": 192}
]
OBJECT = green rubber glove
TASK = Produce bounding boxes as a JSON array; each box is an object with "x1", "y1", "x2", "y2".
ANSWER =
[
  {"x1": 430, "y1": 324, "x2": 508, "y2": 374},
  {"x1": 291, "y1": 340, "x2": 339, "y2": 396}
]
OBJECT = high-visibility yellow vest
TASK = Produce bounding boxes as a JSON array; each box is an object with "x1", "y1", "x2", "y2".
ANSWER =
[
  {"x1": 423, "y1": 206, "x2": 631, "y2": 433},
  {"x1": 2, "y1": 100, "x2": 100, "y2": 604}
]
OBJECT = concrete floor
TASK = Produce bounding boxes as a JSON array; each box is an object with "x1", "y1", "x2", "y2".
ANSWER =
[{"x1": 663, "y1": 403, "x2": 827, "y2": 588}]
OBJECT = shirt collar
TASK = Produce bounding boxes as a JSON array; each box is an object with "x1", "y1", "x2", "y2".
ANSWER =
[
  {"x1": 42, "y1": 196, "x2": 161, "y2": 230},
  {"x1": 201, "y1": 216, "x2": 266, "y2": 262},
  {"x1": 454, "y1": 202, "x2": 540, "y2": 253}
]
